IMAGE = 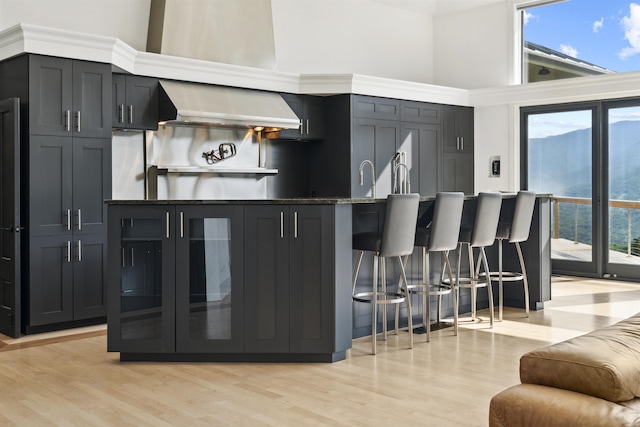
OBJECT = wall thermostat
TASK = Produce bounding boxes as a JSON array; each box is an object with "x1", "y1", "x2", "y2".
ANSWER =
[{"x1": 490, "y1": 156, "x2": 500, "y2": 177}]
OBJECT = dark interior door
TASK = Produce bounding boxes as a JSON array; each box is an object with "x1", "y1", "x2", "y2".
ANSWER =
[{"x1": 0, "y1": 98, "x2": 21, "y2": 337}]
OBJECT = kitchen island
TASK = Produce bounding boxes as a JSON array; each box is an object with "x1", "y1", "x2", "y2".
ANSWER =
[{"x1": 106, "y1": 194, "x2": 551, "y2": 362}]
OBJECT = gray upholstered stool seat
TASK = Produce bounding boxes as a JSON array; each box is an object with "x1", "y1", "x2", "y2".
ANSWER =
[
  {"x1": 409, "y1": 192, "x2": 464, "y2": 342},
  {"x1": 451, "y1": 192, "x2": 502, "y2": 327},
  {"x1": 486, "y1": 190, "x2": 536, "y2": 320},
  {"x1": 352, "y1": 193, "x2": 420, "y2": 354}
]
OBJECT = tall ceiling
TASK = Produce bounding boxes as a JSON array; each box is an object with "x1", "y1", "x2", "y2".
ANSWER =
[{"x1": 371, "y1": 0, "x2": 507, "y2": 16}]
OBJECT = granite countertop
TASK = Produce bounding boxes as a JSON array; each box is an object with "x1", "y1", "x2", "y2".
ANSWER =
[{"x1": 105, "y1": 193, "x2": 551, "y2": 205}]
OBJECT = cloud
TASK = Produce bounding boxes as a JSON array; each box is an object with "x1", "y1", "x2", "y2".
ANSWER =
[
  {"x1": 619, "y1": 3, "x2": 640, "y2": 59},
  {"x1": 523, "y1": 11, "x2": 534, "y2": 26},
  {"x1": 593, "y1": 17, "x2": 604, "y2": 33},
  {"x1": 560, "y1": 44, "x2": 579, "y2": 58}
]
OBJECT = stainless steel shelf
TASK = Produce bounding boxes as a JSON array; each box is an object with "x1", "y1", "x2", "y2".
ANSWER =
[{"x1": 151, "y1": 166, "x2": 278, "y2": 174}]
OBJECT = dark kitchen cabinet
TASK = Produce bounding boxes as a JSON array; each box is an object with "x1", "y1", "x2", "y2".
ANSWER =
[
  {"x1": 29, "y1": 55, "x2": 111, "y2": 138},
  {"x1": 107, "y1": 201, "x2": 352, "y2": 362},
  {"x1": 112, "y1": 74, "x2": 159, "y2": 130},
  {"x1": 401, "y1": 122, "x2": 440, "y2": 197},
  {"x1": 29, "y1": 135, "x2": 110, "y2": 237},
  {"x1": 28, "y1": 232, "x2": 107, "y2": 326},
  {"x1": 108, "y1": 205, "x2": 175, "y2": 354},
  {"x1": 442, "y1": 105, "x2": 474, "y2": 193},
  {"x1": 0, "y1": 54, "x2": 113, "y2": 334},
  {"x1": 442, "y1": 152, "x2": 474, "y2": 194},
  {"x1": 351, "y1": 116, "x2": 400, "y2": 198},
  {"x1": 400, "y1": 100, "x2": 441, "y2": 125},
  {"x1": 175, "y1": 205, "x2": 245, "y2": 353},
  {"x1": 108, "y1": 205, "x2": 245, "y2": 355},
  {"x1": 27, "y1": 135, "x2": 111, "y2": 329},
  {"x1": 244, "y1": 204, "x2": 342, "y2": 354},
  {"x1": 443, "y1": 105, "x2": 473, "y2": 154},
  {"x1": 278, "y1": 93, "x2": 325, "y2": 140}
]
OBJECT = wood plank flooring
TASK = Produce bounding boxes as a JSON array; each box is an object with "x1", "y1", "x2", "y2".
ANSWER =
[{"x1": 1, "y1": 276, "x2": 640, "y2": 426}]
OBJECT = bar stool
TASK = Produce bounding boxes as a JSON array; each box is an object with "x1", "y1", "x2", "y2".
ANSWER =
[
  {"x1": 409, "y1": 192, "x2": 464, "y2": 342},
  {"x1": 352, "y1": 193, "x2": 420, "y2": 355},
  {"x1": 454, "y1": 192, "x2": 502, "y2": 327},
  {"x1": 488, "y1": 191, "x2": 536, "y2": 321}
]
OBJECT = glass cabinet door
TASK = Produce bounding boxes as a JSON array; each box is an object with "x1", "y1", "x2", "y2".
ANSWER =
[
  {"x1": 107, "y1": 205, "x2": 175, "y2": 354},
  {"x1": 175, "y1": 205, "x2": 244, "y2": 353}
]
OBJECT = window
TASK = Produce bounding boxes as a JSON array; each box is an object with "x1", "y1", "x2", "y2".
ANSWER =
[{"x1": 521, "y1": 0, "x2": 640, "y2": 83}]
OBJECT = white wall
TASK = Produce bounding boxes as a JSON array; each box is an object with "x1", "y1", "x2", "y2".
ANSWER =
[
  {"x1": 271, "y1": 0, "x2": 435, "y2": 84},
  {"x1": 433, "y1": 2, "x2": 512, "y2": 90},
  {"x1": 0, "y1": 0, "x2": 151, "y2": 51}
]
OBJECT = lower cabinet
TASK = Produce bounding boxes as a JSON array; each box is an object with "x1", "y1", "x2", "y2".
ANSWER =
[
  {"x1": 107, "y1": 202, "x2": 352, "y2": 362},
  {"x1": 28, "y1": 233, "x2": 107, "y2": 329}
]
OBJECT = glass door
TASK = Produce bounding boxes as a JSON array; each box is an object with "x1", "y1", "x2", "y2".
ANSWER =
[
  {"x1": 604, "y1": 101, "x2": 640, "y2": 279},
  {"x1": 524, "y1": 105, "x2": 599, "y2": 276}
]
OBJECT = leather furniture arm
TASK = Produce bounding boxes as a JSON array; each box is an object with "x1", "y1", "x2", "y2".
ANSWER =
[{"x1": 489, "y1": 384, "x2": 640, "y2": 427}]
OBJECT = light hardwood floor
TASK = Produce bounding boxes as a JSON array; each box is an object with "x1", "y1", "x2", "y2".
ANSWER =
[{"x1": 1, "y1": 276, "x2": 640, "y2": 426}]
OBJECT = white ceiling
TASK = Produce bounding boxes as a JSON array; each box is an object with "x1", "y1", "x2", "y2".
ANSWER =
[{"x1": 371, "y1": 0, "x2": 507, "y2": 16}]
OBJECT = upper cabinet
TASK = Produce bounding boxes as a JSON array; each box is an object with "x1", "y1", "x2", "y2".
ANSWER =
[
  {"x1": 278, "y1": 93, "x2": 325, "y2": 140},
  {"x1": 29, "y1": 55, "x2": 111, "y2": 138},
  {"x1": 400, "y1": 100, "x2": 441, "y2": 125},
  {"x1": 112, "y1": 74, "x2": 159, "y2": 130},
  {"x1": 442, "y1": 105, "x2": 473, "y2": 153}
]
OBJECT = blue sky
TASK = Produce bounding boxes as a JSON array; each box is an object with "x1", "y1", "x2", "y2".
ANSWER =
[{"x1": 524, "y1": 0, "x2": 640, "y2": 73}]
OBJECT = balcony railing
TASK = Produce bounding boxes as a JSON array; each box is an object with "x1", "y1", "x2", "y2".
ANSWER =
[{"x1": 552, "y1": 196, "x2": 640, "y2": 257}]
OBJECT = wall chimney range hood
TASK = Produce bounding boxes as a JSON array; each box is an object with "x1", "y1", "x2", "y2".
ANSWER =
[{"x1": 158, "y1": 80, "x2": 300, "y2": 131}]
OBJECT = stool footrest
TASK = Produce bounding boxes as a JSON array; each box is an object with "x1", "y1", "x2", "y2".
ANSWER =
[
  {"x1": 352, "y1": 291, "x2": 405, "y2": 305},
  {"x1": 408, "y1": 283, "x2": 452, "y2": 296},
  {"x1": 482, "y1": 271, "x2": 524, "y2": 282}
]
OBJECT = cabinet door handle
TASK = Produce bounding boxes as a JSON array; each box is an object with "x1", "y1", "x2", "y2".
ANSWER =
[
  {"x1": 77, "y1": 209, "x2": 82, "y2": 231},
  {"x1": 460, "y1": 137, "x2": 464, "y2": 151},
  {"x1": 166, "y1": 211, "x2": 170, "y2": 238},
  {"x1": 299, "y1": 120, "x2": 304, "y2": 135},
  {"x1": 65, "y1": 110, "x2": 71, "y2": 132},
  {"x1": 180, "y1": 211, "x2": 184, "y2": 238},
  {"x1": 122, "y1": 247, "x2": 125, "y2": 267},
  {"x1": 294, "y1": 211, "x2": 298, "y2": 239},
  {"x1": 67, "y1": 241, "x2": 71, "y2": 263},
  {"x1": 306, "y1": 119, "x2": 310, "y2": 135},
  {"x1": 77, "y1": 240, "x2": 82, "y2": 262},
  {"x1": 119, "y1": 104, "x2": 125, "y2": 123},
  {"x1": 75, "y1": 111, "x2": 81, "y2": 132},
  {"x1": 67, "y1": 209, "x2": 71, "y2": 231},
  {"x1": 130, "y1": 247, "x2": 134, "y2": 267},
  {"x1": 280, "y1": 211, "x2": 284, "y2": 238},
  {"x1": 128, "y1": 105, "x2": 133, "y2": 124}
]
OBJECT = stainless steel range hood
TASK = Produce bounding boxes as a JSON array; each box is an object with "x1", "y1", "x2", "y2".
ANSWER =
[{"x1": 158, "y1": 80, "x2": 300, "y2": 130}]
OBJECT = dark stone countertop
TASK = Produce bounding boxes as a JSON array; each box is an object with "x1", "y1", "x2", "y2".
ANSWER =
[{"x1": 105, "y1": 193, "x2": 551, "y2": 205}]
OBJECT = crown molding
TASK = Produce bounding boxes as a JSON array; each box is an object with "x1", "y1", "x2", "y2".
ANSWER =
[{"x1": 0, "y1": 23, "x2": 474, "y2": 105}]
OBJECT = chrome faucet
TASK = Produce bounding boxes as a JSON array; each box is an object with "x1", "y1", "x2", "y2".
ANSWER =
[
  {"x1": 358, "y1": 159, "x2": 376, "y2": 198},
  {"x1": 393, "y1": 163, "x2": 411, "y2": 194}
]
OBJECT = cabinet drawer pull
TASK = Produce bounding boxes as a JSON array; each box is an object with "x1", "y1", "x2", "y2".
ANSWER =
[
  {"x1": 294, "y1": 211, "x2": 298, "y2": 239},
  {"x1": 78, "y1": 240, "x2": 82, "y2": 262},
  {"x1": 280, "y1": 211, "x2": 284, "y2": 238},
  {"x1": 76, "y1": 111, "x2": 81, "y2": 132},
  {"x1": 65, "y1": 110, "x2": 71, "y2": 132},
  {"x1": 128, "y1": 105, "x2": 133, "y2": 124},
  {"x1": 166, "y1": 211, "x2": 170, "y2": 238}
]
